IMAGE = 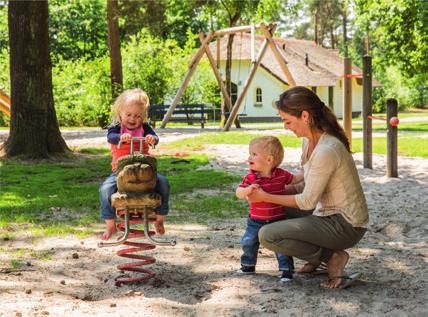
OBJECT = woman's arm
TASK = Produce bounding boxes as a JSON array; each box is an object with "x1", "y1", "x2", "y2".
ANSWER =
[
  {"x1": 247, "y1": 188, "x2": 300, "y2": 209},
  {"x1": 290, "y1": 171, "x2": 304, "y2": 184}
]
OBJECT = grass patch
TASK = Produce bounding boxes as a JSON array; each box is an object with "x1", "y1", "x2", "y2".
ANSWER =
[
  {"x1": 0, "y1": 151, "x2": 241, "y2": 237},
  {"x1": 77, "y1": 147, "x2": 110, "y2": 155},
  {"x1": 171, "y1": 191, "x2": 247, "y2": 222},
  {"x1": 352, "y1": 136, "x2": 428, "y2": 158},
  {"x1": 165, "y1": 130, "x2": 428, "y2": 158},
  {"x1": 163, "y1": 131, "x2": 301, "y2": 151}
]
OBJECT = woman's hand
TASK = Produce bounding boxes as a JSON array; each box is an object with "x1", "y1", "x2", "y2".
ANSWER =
[{"x1": 247, "y1": 187, "x2": 268, "y2": 203}]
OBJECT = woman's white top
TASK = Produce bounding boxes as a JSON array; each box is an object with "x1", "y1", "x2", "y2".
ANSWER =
[{"x1": 294, "y1": 133, "x2": 369, "y2": 228}]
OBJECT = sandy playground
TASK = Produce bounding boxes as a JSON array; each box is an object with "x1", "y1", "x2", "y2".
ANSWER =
[{"x1": 0, "y1": 128, "x2": 427, "y2": 317}]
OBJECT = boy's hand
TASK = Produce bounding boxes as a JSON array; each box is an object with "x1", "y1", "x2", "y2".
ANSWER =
[
  {"x1": 120, "y1": 133, "x2": 132, "y2": 143},
  {"x1": 145, "y1": 134, "x2": 156, "y2": 145}
]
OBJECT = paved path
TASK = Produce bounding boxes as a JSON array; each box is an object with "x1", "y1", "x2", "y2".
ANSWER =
[{"x1": 1, "y1": 115, "x2": 427, "y2": 147}]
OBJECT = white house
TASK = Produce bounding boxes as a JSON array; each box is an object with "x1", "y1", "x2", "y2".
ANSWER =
[{"x1": 209, "y1": 34, "x2": 380, "y2": 120}]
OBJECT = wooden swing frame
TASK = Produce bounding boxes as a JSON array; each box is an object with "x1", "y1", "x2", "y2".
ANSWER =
[{"x1": 159, "y1": 22, "x2": 296, "y2": 131}]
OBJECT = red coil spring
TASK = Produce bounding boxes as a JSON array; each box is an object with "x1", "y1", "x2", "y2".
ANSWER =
[{"x1": 114, "y1": 209, "x2": 157, "y2": 286}]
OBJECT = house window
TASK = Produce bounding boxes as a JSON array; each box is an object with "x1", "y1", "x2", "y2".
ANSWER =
[{"x1": 255, "y1": 87, "x2": 262, "y2": 104}]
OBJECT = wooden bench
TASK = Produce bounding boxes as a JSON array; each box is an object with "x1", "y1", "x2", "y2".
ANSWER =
[{"x1": 148, "y1": 104, "x2": 210, "y2": 128}]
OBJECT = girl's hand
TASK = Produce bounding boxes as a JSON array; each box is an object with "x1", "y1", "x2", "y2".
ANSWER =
[
  {"x1": 145, "y1": 134, "x2": 156, "y2": 145},
  {"x1": 120, "y1": 133, "x2": 132, "y2": 143},
  {"x1": 247, "y1": 187, "x2": 267, "y2": 203}
]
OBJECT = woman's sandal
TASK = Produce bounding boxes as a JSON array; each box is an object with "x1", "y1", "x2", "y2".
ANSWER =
[
  {"x1": 322, "y1": 272, "x2": 362, "y2": 289},
  {"x1": 311, "y1": 263, "x2": 328, "y2": 275},
  {"x1": 298, "y1": 263, "x2": 328, "y2": 275}
]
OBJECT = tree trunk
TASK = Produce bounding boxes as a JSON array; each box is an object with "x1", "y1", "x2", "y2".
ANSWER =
[
  {"x1": 2, "y1": 0, "x2": 68, "y2": 158},
  {"x1": 107, "y1": 0, "x2": 123, "y2": 99},
  {"x1": 314, "y1": 12, "x2": 318, "y2": 45},
  {"x1": 319, "y1": 4, "x2": 324, "y2": 46}
]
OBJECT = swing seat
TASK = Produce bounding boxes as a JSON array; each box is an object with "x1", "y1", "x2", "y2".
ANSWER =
[{"x1": 111, "y1": 191, "x2": 161, "y2": 210}]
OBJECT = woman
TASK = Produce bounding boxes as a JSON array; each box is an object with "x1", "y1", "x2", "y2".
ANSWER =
[{"x1": 250, "y1": 86, "x2": 368, "y2": 289}]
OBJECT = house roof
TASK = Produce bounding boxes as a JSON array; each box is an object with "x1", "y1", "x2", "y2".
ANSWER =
[{"x1": 208, "y1": 33, "x2": 381, "y2": 87}]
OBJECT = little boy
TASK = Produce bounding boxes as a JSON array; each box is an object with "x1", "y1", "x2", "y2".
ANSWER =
[{"x1": 236, "y1": 136, "x2": 303, "y2": 282}]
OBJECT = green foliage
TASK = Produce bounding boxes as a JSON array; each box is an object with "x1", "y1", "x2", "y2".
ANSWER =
[
  {"x1": 118, "y1": 0, "x2": 168, "y2": 40},
  {"x1": 122, "y1": 29, "x2": 218, "y2": 106},
  {"x1": 165, "y1": 0, "x2": 210, "y2": 46},
  {"x1": 122, "y1": 30, "x2": 183, "y2": 105},
  {"x1": 354, "y1": 0, "x2": 427, "y2": 108},
  {"x1": 0, "y1": 3, "x2": 7, "y2": 51},
  {"x1": 48, "y1": 0, "x2": 108, "y2": 63},
  {"x1": 52, "y1": 57, "x2": 111, "y2": 127}
]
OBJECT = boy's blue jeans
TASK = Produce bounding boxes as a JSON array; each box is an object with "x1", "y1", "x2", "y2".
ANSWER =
[
  {"x1": 99, "y1": 172, "x2": 170, "y2": 219},
  {"x1": 241, "y1": 217, "x2": 294, "y2": 272}
]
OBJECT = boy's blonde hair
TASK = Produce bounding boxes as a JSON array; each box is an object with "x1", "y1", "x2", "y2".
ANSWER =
[
  {"x1": 112, "y1": 88, "x2": 150, "y2": 123},
  {"x1": 250, "y1": 136, "x2": 284, "y2": 168}
]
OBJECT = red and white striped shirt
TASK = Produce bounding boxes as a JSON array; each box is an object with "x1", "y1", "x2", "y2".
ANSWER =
[{"x1": 239, "y1": 168, "x2": 294, "y2": 220}]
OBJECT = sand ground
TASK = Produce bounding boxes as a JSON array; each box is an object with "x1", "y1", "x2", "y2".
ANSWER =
[{"x1": 1, "y1": 128, "x2": 427, "y2": 317}]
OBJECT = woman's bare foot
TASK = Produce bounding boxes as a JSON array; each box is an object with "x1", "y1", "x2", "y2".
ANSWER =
[
  {"x1": 154, "y1": 215, "x2": 165, "y2": 235},
  {"x1": 101, "y1": 219, "x2": 117, "y2": 240},
  {"x1": 297, "y1": 263, "x2": 319, "y2": 273},
  {"x1": 320, "y1": 250, "x2": 349, "y2": 289}
]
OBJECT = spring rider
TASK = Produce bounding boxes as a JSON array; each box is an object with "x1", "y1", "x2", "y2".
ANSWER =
[{"x1": 98, "y1": 137, "x2": 176, "y2": 286}]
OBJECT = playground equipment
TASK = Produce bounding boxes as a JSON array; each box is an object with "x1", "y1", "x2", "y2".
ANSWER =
[
  {"x1": 362, "y1": 55, "x2": 399, "y2": 178},
  {"x1": 98, "y1": 137, "x2": 176, "y2": 286},
  {"x1": 159, "y1": 22, "x2": 296, "y2": 131},
  {"x1": 368, "y1": 115, "x2": 399, "y2": 127},
  {"x1": 0, "y1": 89, "x2": 10, "y2": 116}
]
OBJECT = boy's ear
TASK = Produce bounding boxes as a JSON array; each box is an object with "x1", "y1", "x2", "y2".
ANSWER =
[{"x1": 266, "y1": 155, "x2": 274, "y2": 164}]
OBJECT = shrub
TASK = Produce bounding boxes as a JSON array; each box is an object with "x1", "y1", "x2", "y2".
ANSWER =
[{"x1": 52, "y1": 57, "x2": 111, "y2": 126}]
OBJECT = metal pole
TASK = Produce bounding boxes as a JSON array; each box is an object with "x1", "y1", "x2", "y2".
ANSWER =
[
  {"x1": 343, "y1": 58, "x2": 353, "y2": 148},
  {"x1": 362, "y1": 54, "x2": 372, "y2": 169},
  {"x1": 387, "y1": 98, "x2": 398, "y2": 177}
]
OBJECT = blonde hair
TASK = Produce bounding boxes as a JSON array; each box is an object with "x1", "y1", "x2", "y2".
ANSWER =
[
  {"x1": 112, "y1": 88, "x2": 150, "y2": 123},
  {"x1": 250, "y1": 136, "x2": 284, "y2": 168}
]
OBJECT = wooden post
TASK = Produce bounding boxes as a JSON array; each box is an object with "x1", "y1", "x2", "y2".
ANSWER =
[
  {"x1": 343, "y1": 57, "x2": 353, "y2": 149},
  {"x1": 259, "y1": 22, "x2": 296, "y2": 87},
  {"x1": 387, "y1": 98, "x2": 398, "y2": 177},
  {"x1": 216, "y1": 37, "x2": 220, "y2": 69},
  {"x1": 250, "y1": 24, "x2": 255, "y2": 63},
  {"x1": 223, "y1": 36, "x2": 271, "y2": 131},
  {"x1": 160, "y1": 32, "x2": 214, "y2": 128},
  {"x1": 198, "y1": 33, "x2": 233, "y2": 118},
  {"x1": 362, "y1": 54, "x2": 372, "y2": 169}
]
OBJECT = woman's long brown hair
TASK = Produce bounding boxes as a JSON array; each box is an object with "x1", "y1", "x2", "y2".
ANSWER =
[{"x1": 276, "y1": 86, "x2": 351, "y2": 152}]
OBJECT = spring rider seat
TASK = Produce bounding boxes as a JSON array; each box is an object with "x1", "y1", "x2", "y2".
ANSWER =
[{"x1": 98, "y1": 137, "x2": 176, "y2": 286}]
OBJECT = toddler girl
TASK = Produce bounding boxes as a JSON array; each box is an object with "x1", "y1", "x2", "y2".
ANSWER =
[{"x1": 99, "y1": 88, "x2": 170, "y2": 240}]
